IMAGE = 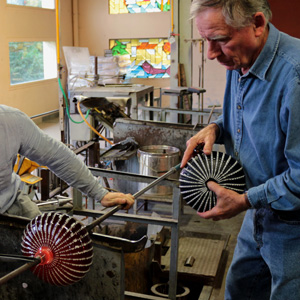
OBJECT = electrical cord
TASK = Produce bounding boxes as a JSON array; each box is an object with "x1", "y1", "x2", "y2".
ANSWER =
[
  {"x1": 58, "y1": 76, "x2": 90, "y2": 124},
  {"x1": 76, "y1": 101, "x2": 113, "y2": 145}
]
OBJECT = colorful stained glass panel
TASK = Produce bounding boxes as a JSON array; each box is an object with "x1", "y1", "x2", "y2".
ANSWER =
[
  {"x1": 109, "y1": 0, "x2": 171, "y2": 14},
  {"x1": 110, "y1": 38, "x2": 171, "y2": 79}
]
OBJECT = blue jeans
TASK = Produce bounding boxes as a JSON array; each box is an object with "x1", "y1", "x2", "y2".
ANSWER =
[{"x1": 225, "y1": 208, "x2": 300, "y2": 300}]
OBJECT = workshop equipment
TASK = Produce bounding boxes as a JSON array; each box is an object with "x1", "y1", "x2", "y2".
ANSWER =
[
  {"x1": 85, "y1": 162, "x2": 182, "y2": 232},
  {"x1": 80, "y1": 96, "x2": 129, "y2": 129},
  {"x1": 100, "y1": 137, "x2": 139, "y2": 161},
  {"x1": 0, "y1": 162, "x2": 181, "y2": 286},
  {"x1": 151, "y1": 283, "x2": 190, "y2": 299},
  {"x1": 69, "y1": 84, "x2": 154, "y2": 120},
  {"x1": 112, "y1": 118, "x2": 210, "y2": 201},
  {"x1": 137, "y1": 145, "x2": 180, "y2": 196}
]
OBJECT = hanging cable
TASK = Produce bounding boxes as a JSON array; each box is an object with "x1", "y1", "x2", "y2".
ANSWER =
[
  {"x1": 77, "y1": 101, "x2": 113, "y2": 145},
  {"x1": 58, "y1": 77, "x2": 90, "y2": 124}
]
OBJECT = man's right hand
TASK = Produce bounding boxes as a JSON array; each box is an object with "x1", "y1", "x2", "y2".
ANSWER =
[
  {"x1": 101, "y1": 192, "x2": 135, "y2": 210},
  {"x1": 180, "y1": 123, "x2": 220, "y2": 168}
]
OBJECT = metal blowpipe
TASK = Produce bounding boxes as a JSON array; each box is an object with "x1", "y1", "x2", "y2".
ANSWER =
[{"x1": 85, "y1": 163, "x2": 181, "y2": 232}]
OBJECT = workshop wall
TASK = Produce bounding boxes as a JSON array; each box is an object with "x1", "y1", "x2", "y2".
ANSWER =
[
  {"x1": 2, "y1": 1, "x2": 300, "y2": 117},
  {"x1": 269, "y1": 0, "x2": 300, "y2": 39},
  {"x1": 0, "y1": 0, "x2": 73, "y2": 117}
]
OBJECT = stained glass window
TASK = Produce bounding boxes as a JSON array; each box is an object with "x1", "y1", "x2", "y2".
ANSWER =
[
  {"x1": 109, "y1": 0, "x2": 171, "y2": 14},
  {"x1": 109, "y1": 38, "x2": 171, "y2": 79}
]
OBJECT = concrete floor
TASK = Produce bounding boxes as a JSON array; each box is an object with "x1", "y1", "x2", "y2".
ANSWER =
[
  {"x1": 36, "y1": 113, "x2": 244, "y2": 299},
  {"x1": 140, "y1": 200, "x2": 245, "y2": 300},
  {"x1": 180, "y1": 207, "x2": 245, "y2": 300}
]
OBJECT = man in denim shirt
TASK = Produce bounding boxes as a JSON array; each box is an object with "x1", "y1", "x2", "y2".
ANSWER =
[
  {"x1": 0, "y1": 105, "x2": 134, "y2": 219},
  {"x1": 181, "y1": 0, "x2": 300, "y2": 299}
]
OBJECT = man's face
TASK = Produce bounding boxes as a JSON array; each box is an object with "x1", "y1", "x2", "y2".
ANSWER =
[{"x1": 195, "y1": 8, "x2": 262, "y2": 73}]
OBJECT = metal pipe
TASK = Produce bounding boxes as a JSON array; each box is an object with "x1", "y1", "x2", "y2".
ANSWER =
[
  {"x1": 55, "y1": 0, "x2": 60, "y2": 66},
  {"x1": 30, "y1": 109, "x2": 59, "y2": 119},
  {"x1": 0, "y1": 254, "x2": 38, "y2": 263},
  {"x1": 37, "y1": 198, "x2": 72, "y2": 207},
  {"x1": 0, "y1": 258, "x2": 41, "y2": 285},
  {"x1": 72, "y1": 0, "x2": 79, "y2": 46},
  {"x1": 85, "y1": 163, "x2": 181, "y2": 232}
]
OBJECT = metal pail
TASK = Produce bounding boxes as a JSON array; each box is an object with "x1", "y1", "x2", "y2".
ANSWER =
[{"x1": 137, "y1": 145, "x2": 180, "y2": 196}]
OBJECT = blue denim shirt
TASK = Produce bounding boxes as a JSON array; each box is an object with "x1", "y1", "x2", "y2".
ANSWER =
[{"x1": 214, "y1": 24, "x2": 300, "y2": 211}]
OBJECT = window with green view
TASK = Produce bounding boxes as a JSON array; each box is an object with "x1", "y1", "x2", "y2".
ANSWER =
[{"x1": 9, "y1": 41, "x2": 57, "y2": 85}]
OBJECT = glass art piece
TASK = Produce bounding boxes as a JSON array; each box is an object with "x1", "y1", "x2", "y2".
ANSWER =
[
  {"x1": 109, "y1": 0, "x2": 171, "y2": 14},
  {"x1": 180, "y1": 151, "x2": 246, "y2": 212},
  {"x1": 21, "y1": 212, "x2": 93, "y2": 286},
  {"x1": 109, "y1": 38, "x2": 171, "y2": 79}
]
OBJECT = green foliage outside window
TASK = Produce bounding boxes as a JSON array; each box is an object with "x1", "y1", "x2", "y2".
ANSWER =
[{"x1": 9, "y1": 42, "x2": 44, "y2": 85}]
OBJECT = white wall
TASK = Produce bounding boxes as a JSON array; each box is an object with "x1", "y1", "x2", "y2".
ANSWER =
[{"x1": 0, "y1": 0, "x2": 73, "y2": 117}]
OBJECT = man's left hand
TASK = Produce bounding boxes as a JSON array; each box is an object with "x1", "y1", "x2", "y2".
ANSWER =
[{"x1": 197, "y1": 181, "x2": 251, "y2": 221}]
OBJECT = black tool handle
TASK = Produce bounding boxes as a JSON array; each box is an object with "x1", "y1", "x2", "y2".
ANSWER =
[{"x1": 0, "y1": 257, "x2": 41, "y2": 285}]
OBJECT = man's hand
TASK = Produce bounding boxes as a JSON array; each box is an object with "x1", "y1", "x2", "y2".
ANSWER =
[
  {"x1": 181, "y1": 123, "x2": 220, "y2": 168},
  {"x1": 197, "y1": 181, "x2": 251, "y2": 221},
  {"x1": 101, "y1": 192, "x2": 135, "y2": 210}
]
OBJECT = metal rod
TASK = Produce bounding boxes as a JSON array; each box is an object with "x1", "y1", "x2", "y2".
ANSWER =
[
  {"x1": 85, "y1": 205, "x2": 123, "y2": 232},
  {"x1": 30, "y1": 109, "x2": 59, "y2": 119},
  {"x1": 0, "y1": 258, "x2": 41, "y2": 285},
  {"x1": 133, "y1": 163, "x2": 181, "y2": 198},
  {"x1": 37, "y1": 198, "x2": 72, "y2": 207},
  {"x1": 0, "y1": 254, "x2": 38, "y2": 263},
  {"x1": 85, "y1": 163, "x2": 181, "y2": 232}
]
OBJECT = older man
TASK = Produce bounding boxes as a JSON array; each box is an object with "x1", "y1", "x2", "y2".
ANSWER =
[{"x1": 181, "y1": 1, "x2": 300, "y2": 299}]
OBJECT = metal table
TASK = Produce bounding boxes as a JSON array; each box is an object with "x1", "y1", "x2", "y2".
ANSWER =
[
  {"x1": 68, "y1": 84, "x2": 154, "y2": 119},
  {"x1": 159, "y1": 86, "x2": 206, "y2": 123},
  {"x1": 72, "y1": 167, "x2": 181, "y2": 300}
]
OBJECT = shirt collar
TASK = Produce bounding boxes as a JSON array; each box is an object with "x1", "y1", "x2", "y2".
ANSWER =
[{"x1": 238, "y1": 23, "x2": 281, "y2": 80}]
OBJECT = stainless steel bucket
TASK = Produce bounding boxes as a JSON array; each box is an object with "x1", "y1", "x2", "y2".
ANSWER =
[{"x1": 137, "y1": 145, "x2": 180, "y2": 196}]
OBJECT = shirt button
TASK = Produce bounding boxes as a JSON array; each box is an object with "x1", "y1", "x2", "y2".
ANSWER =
[
  {"x1": 237, "y1": 105, "x2": 241, "y2": 110},
  {"x1": 237, "y1": 129, "x2": 241, "y2": 133},
  {"x1": 235, "y1": 152, "x2": 238, "y2": 156}
]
